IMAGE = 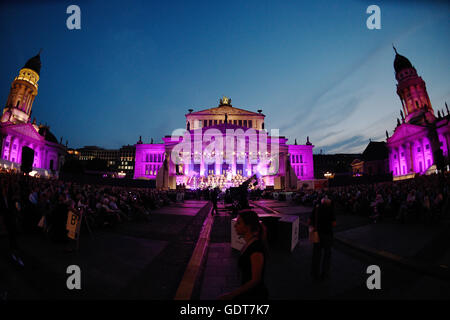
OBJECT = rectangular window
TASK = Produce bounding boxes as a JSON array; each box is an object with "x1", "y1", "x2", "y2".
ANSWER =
[
  {"x1": 417, "y1": 147, "x2": 421, "y2": 153},
  {"x1": 204, "y1": 120, "x2": 208, "y2": 127},
  {"x1": 401, "y1": 152, "x2": 404, "y2": 157},
  {"x1": 214, "y1": 120, "x2": 218, "y2": 125},
  {"x1": 238, "y1": 120, "x2": 242, "y2": 126},
  {"x1": 234, "y1": 120, "x2": 237, "y2": 125},
  {"x1": 426, "y1": 144, "x2": 429, "y2": 150},
  {"x1": 243, "y1": 120, "x2": 248, "y2": 127},
  {"x1": 209, "y1": 120, "x2": 213, "y2": 126},
  {"x1": 301, "y1": 166, "x2": 304, "y2": 176},
  {"x1": 248, "y1": 120, "x2": 252, "y2": 128},
  {"x1": 300, "y1": 155, "x2": 303, "y2": 163}
]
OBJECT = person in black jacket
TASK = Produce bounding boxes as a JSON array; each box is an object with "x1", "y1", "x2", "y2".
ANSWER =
[
  {"x1": 220, "y1": 210, "x2": 268, "y2": 300},
  {"x1": 309, "y1": 195, "x2": 336, "y2": 280},
  {"x1": 210, "y1": 187, "x2": 219, "y2": 216}
]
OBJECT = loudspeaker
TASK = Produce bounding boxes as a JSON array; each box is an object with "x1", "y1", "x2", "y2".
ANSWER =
[{"x1": 21, "y1": 146, "x2": 34, "y2": 174}]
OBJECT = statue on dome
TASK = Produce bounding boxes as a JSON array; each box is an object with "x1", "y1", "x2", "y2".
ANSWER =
[{"x1": 220, "y1": 96, "x2": 231, "y2": 106}]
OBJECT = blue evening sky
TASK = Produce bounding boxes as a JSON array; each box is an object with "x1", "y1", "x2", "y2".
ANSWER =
[{"x1": 0, "y1": 0, "x2": 449, "y2": 153}]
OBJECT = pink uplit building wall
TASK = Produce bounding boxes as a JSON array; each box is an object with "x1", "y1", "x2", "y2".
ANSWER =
[
  {"x1": 386, "y1": 48, "x2": 450, "y2": 179},
  {"x1": 134, "y1": 97, "x2": 314, "y2": 190},
  {"x1": 0, "y1": 53, "x2": 66, "y2": 175}
]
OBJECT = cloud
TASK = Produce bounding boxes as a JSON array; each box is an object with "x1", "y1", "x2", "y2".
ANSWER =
[
  {"x1": 279, "y1": 12, "x2": 448, "y2": 154},
  {"x1": 320, "y1": 135, "x2": 367, "y2": 154}
]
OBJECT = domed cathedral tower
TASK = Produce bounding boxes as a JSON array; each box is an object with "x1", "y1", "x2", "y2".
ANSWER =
[
  {"x1": 1, "y1": 51, "x2": 41, "y2": 124},
  {"x1": 387, "y1": 47, "x2": 450, "y2": 179},
  {"x1": 0, "y1": 51, "x2": 66, "y2": 176},
  {"x1": 393, "y1": 46, "x2": 435, "y2": 124}
]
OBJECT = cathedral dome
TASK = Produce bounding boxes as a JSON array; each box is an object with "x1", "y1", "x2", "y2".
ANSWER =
[
  {"x1": 23, "y1": 52, "x2": 42, "y2": 75},
  {"x1": 393, "y1": 48, "x2": 413, "y2": 73},
  {"x1": 38, "y1": 126, "x2": 58, "y2": 144}
]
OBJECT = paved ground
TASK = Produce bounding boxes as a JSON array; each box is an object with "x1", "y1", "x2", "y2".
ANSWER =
[
  {"x1": 198, "y1": 199, "x2": 450, "y2": 300},
  {"x1": 2, "y1": 198, "x2": 450, "y2": 300},
  {"x1": 0, "y1": 200, "x2": 210, "y2": 300}
]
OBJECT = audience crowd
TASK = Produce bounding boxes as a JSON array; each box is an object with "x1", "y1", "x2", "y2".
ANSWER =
[
  {"x1": 1, "y1": 168, "x2": 448, "y2": 251},
  {"x1": 0, "y1": 169, "x2": 185, "y2": 244},
  {"x1": 291, "y1": 173, "x2": 449, "y2": 223}
]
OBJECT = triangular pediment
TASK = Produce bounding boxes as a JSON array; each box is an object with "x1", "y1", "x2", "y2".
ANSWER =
[
  {"x1": 2, "y1": 123, "x2": 45, "y2": 142},
  {"x1": 189, "y1": 105, "x2": 262, "y2": 116},
  {"x1": 388, "y1": 123, "x2": 427, "y2": 144}
]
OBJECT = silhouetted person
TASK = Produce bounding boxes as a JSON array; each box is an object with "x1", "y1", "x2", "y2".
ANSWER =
[
  {"x1": 309, "y1": 195, "x2": 336, "y2": 280},
  {"x1": 238, "y1": 174, "x2": 256, "y2": 209},
  {"x1": 49, "y1": 195, "x2": 69, "y2": 243},
  {"x1": 210, "y1": 188, "x2": 219, "y2": 216}
]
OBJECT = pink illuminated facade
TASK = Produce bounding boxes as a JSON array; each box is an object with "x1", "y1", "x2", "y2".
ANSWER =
[
  {"x1": 387, "y1": 48, "x2": 450, "y2": 179},
  {"x1": 134, "y1": 97, "x2": 314, "y2": 190},
  {"x1": 0, "y1": 52, "x2": 65, "y2": 175}
]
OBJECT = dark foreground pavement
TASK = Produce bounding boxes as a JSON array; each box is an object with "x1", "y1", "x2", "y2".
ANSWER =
[
  {"x1": 2, "y1": 198, "x2": 450, "y2": 300},
  {"x1": 0, "y1": 200, "x2": 211, "y2": 300},
  {"x1": 199, "y1": 200, "x2": 450, "y2": 300}
]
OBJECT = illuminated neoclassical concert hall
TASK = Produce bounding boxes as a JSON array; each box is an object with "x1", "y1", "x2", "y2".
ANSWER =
[{"x1": 134, "y1": 97, "x2": 315, "y2": 190}]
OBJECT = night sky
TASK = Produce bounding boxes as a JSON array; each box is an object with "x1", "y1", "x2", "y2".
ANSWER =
[{"x1": 0, "y1": 0, "x2": 449, "y2": 153}]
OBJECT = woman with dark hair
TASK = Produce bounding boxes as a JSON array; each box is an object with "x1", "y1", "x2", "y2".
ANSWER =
[{"x1": 220, "y1": 210, "x2": 268, "y2": 300}]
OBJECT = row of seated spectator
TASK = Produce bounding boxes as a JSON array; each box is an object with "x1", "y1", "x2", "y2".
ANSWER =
[
  {"x1": 0, "y1": 169, "x2": 182, "y2": 243},
  {"x1": 263, "y1": 173, "x2": 450, "y2": 224}
]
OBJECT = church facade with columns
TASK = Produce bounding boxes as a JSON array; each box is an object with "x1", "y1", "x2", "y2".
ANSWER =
[
  {"x1": 134, "y1": 97, "x2": 314, "y2": 190},
  {"x1": 0, "y1": 52, "x2": 66, "y2": 176},
  {"x1": 386, "y1": 48, "x2": 450, "y2": 179}
]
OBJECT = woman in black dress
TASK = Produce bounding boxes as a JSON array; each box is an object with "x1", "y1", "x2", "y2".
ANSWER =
[{"x1": 220, "y1": 210, "x2": 268, "y2": 300}]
